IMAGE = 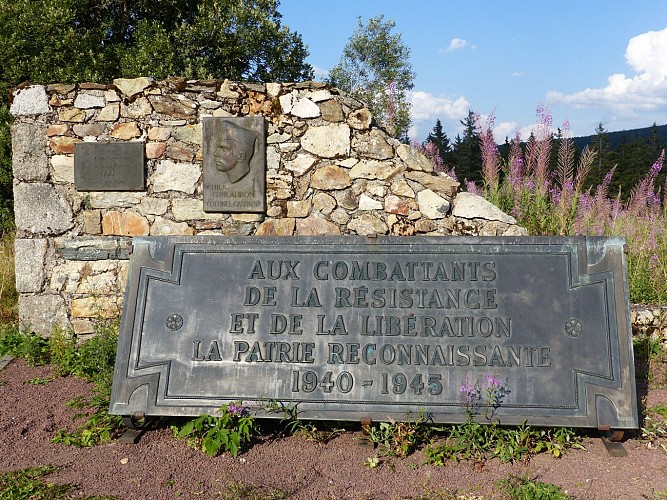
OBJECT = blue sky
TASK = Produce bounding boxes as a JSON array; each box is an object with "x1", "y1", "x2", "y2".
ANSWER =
[{"x1": 279, "y1": 1, "x2": 667, "y2": 142}]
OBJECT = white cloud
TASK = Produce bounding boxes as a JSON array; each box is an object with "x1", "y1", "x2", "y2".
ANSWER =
[
  {"x1": 494, "y1": 121, "x2": 519, "y2": 141},
  {"x1": 511, "y1": 72, "x2": 524, "y2": 78},
  {"x1": 312, "y1": 65, "x2": 329, "y2": 81},
  {"x1": 447, "y1": 38, "x2": 468, "y2": 52},
  {"x1": 409, "y1": 91, "x2": 470, "y2": 122},
  {"x1": 548, "y1": 28, "x2": 667, "y2": 116},
  {"x1": 408, "y1": 90, "x2": 470, "y2": 140}
]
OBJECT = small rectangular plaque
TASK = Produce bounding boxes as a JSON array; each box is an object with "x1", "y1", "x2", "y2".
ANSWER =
[
  {"x1": 109, "y1": 236, "x2": 638, "y2": 428},
  {"x1": 74, "y1": 142, "x2": 145, "y2": 191},
  {"x1": 202, "y1": 117, "x2": 266, "y2": 213}
]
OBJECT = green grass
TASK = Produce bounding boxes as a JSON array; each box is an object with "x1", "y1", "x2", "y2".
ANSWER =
[
  {"x1": 425, "y1": 422, "x2": 584, "y2": 465},
  {"x1": 0, "y1": 319, "x2": 125, "y2": 448},
  {"x1": 218, "y1": 482, "x2": 290, "y2": 500},
  {"x1": 497, "y1": 474, "x2": 570, "y2": 499},
  {"x1": 0, "y1": 233, "x2": 17, "y2": 323},
  {"x1": 0, "y1": 465, "x2": 116, "y2": 499}
]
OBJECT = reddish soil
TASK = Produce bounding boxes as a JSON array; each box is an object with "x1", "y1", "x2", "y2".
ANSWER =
[{"x1": 1, "y1": 358, "x2": 666, "y2": 499}]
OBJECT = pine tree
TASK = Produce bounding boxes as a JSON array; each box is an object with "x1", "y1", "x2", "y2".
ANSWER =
[
  {"x1": 451, "y1": 111, "x2": 482, "y2": 183},
  {"x1": 588, "y1": 122, "x2": 613, "y2": 188},
  {"x1": 425, "y1": 119, "x2": 452, "y2": 165}
]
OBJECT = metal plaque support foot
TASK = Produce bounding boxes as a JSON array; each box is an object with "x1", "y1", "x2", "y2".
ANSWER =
[
  {"x1": 118, "y1": 414, "x2": 155, "y2": 444},
  {"x1": 600, "y1": 429, "x2": 627, "y2": 457}
]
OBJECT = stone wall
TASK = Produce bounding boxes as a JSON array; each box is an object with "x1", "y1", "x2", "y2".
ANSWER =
[
  {"x1": 631, "y1": 305, "x2": 667, "y2": 342},
  {"x1": 10, "y1": 78, "x2": 526, "y2": 336}
]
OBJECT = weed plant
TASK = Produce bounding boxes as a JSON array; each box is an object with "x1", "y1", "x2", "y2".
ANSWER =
[
  {"x1": 425, "y1": 376, "x2": 584, "y2": 465},
  {"x1": 174, "y1": 401, "x2": 257, "y2": 457},
  {"x1": 297, "y1": 422, "x2": 345, "y2": 444},
  {"x1": 50, "y1": 319, "x2": 124, "y2": 447},
  {"x1": 367, "y1": 409, "x2": 432, "y2": 458},
  {"x1": 634, "y1": 335, "x2": 667, "y2": 388},
  {"x1": 0, "y1": 323, "x2": 49, "y2": 365},
  {"x1": 263, "y1": 400, "x2": 346, "y2": 442},
  {"x1": 641, "y1": 403, "x2": 667, "y2": 452},
  {"x1": 219, "y1": 482, "x2": 290, "y2": 500},
  {"x1": 0, "y1": 466, "x2": 75, "y2": 499},
  {"x1": 467, "y1": 107, "x2": 667, "y2": 305},
  {"x1": 497, "y1": 474, "x2": 570, "y2": 500}
]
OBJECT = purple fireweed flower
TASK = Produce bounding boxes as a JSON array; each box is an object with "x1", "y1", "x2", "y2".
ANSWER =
[
  {"x1": 508, "y1": 156, "x2": 524, "y2": 192},
  {"x1": 227, "y1": 401, "x2": 246, "y2": 416},
  {"x1": 474, "y1": 112, "x2": 500, "y2": 188},
  {"x1": 459, "y1": 378, "x2": 481, "y2": 409},
  {"x1": 562, "y1": 117, "x2": 571, "y2": 133},
  {"x1": 522, "y1": 179, "x2": 536, "y2": 190},
  {"x1": 649, "y1": 153, "x2": 664, "y2": 177},
  {"x1": 649, "y1": 254, "x2": 660, "y2": 269},
  {"x1": 484, "y1": 375, "x2": 501, "y2": 388},
  {"x1": 466, "y1": 181, "x2": 481, "y2": 195}
]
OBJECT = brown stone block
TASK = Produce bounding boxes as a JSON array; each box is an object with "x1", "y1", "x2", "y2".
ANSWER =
[
  {"x1": 47, "y1": 124, "x2": 69, "y2": 137},
  {"x1": 296, "y1": 215, "x2": 341, "y2": 236},
  {"x1": 71, "y1": 297, "x2": 118, "y2": 318},
  {"x1": 79, "y1": 82, "x2": 109, "y2": 90},
  {"x1": 148, "y1": 127, "x2": 171, "y2": 141},
  {"x1": 256, "y1": 218, "x2": 296, "y2": 236},
  {"x1": 102, "y1": 210, "x2": 149, "y2": 236},
  {"x1": 384, "y1": 195, "x2": 410, "y2": 216},
  {"x1": 319, "y1": 100, "x2": 344, "y2": 122},
  {"x1": 150, "y1": 95, "x2": 196, "y2": 119},
  {"x1": 146, "y1": 142, "x2": 166, "y2": 159},
  {"x1": 310, "y1": 165, "x2": 352, "y2": 190},
  {"x1": 72, "y1": 124, "x2": 106, "y2": 138},
  {"x1": 47, "y1": 83, "x2": 75, "y2": 94},
  {"x1": 414, "y1": 219, "x2": 435, "y2": 233},
  {"x1": 110, "y1": 122, "x2": 141, "y2": 140},
  {"x1": 347, "y1": 107, "x2": 372, "y2": 129},
  {"x1": 50, "y1": 136, "x2": 81, "y2": 154},
  {"x1": 83, "y1": 210, "x2": 102, "y2": 235},
  {"x1": 59, "y1": 107, "x2": 86, "y2": 122},
  {"x1": 286, "y1": 200, "x2": 312, "y2": 218},
  {"x1": 97, "y1": 103, "x2": 120, "y2": 121},
  {"x1": 166, "y1": 143, "x2": 193, "y2": 161},
  {"x1": 248, "y1": 92, "x2": 273, "y2": 115}
]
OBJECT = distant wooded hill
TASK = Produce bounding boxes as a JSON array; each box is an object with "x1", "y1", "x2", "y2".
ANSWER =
[
  {"x1": 570, "y1": 123, "x2": 666, "y2": 198},
  {"x1": 572, "y1": 123, "x2": 667, "y2": 151}
]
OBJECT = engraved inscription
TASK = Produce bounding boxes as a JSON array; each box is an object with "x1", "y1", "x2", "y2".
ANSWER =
[
  {"x1": 74, "y1": 142, "x2": 144, "y2": 191},
  {"x1": 109, "y1": 236, "x2": 637, "y2": 429}
]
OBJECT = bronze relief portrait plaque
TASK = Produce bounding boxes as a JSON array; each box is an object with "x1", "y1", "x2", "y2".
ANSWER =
[{"x1": 203, "y1": 117, "x2": 266, "y2": 213}]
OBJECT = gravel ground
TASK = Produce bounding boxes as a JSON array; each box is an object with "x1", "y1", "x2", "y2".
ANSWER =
[{"x1": 1, "y1": 358, "x2": 666, "y2": 499}]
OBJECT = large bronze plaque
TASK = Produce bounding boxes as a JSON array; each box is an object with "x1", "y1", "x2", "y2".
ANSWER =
[
  {"x1": 74, "y1": 142, "x2": 144, "y2": 191},
  {"x1": 109, "y1": 236, "x2": 637, "y2": 429},
  {"x1": 202, "y1": 117, "x2": 266, "y2": 213}
]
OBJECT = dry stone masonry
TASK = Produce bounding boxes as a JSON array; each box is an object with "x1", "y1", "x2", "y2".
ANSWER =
[{"x1": 11, "y1": 78, "x2": 527, "y2": 336}]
